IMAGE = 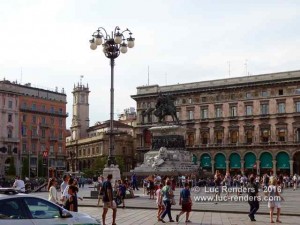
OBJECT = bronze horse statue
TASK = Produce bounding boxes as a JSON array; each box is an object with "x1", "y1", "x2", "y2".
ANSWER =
[{"x1": 154, "y1": 94, "x2": 179, "y2": 124}]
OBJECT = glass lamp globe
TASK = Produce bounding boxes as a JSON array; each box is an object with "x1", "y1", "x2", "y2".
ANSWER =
[
  {"x1": 90, "y1": 42, "x2": 97, "y2": 50},
  {"x1": 120, "y1": 44, "x2": 128, "y2": 53},
  {"x1": 95, "y1": 37, "x2": 103, "y2": 45},
  {"x1": 114, "y1": 33, "x2": 122, "y2": 44},
  {"x1": 127, "y1": 37, "x2": 135, "y2": 48}
]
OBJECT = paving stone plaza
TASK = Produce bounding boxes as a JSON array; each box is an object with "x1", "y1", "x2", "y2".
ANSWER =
[{"x1": 33, "y1": 184, "x2": 300, "y2": 224}]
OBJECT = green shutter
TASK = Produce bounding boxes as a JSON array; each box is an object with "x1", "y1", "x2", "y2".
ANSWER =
[
  {"x1": 244, "y1": 152, "x2": 256, "y2": 169},
  {"x1": 229, "y1": 153, "x2": 241, "y2": 168},
  {"x1": 215, "y1": 153, "x2": 226, "y2": 169},
  {"x1": 260, "y1": 152, "x2": 273, "y2": 169},
  {"x1": 276, "y1": 152, "x2": 290, "y2": 169},
  {"x1": 201, "y1": 154, "x2": 211, "y2": 168}
]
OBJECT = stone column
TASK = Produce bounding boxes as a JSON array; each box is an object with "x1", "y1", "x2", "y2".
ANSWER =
[
  {"x1": 241, "y1": 160, "x2": 245, "y2": 175},
  {"x1": 290, "y1": 160, "x2": 294, "y2": 177},
  {"x1": 256, "y1": 160, "x2": 260, "y2": 175},
  {"x1": 226, "y1": 160, "x2": 230, "y2": 173},
  {"x1": 272, "y1": 160, "x2": 277, "y2": 177},
  {"x1": 211, "y1": 160, "x2": 215, "y2": 175}
]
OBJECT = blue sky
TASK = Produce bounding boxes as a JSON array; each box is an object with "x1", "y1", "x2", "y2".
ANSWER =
[{"x1": 0, "y1": 0, "x2": 299, "y2": 128}]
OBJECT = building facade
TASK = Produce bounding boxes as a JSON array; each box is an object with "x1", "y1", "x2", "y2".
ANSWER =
[
  {"x1": 66, "y1": 83, "x2": 135, "y2": 173},
  {"x1": 131, "y1": 70, "x2": 300, "y2": 176},
  {"x1": 0, "y1": 80, "x2": 68, "y2": 177}
]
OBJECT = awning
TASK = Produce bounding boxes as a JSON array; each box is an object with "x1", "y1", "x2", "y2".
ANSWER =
[
  {"x1": 215, "y1": 153, "x2": 226, "y2": 169},
  {"x1": 229, "y1": 153, "x2": 241, "y2": 169},
  {"x1": 260, "y1": 152, "x2": 273, "y2": 169},
  {"x1": 276, "y1": 152, "x2": 290, "y2": 169},
  {"x1": 244, "y1": 152, "x2": 256, "y2": 169},
  {"x1": 200, "y1": 154, "x2": 211, "y2": 168}
]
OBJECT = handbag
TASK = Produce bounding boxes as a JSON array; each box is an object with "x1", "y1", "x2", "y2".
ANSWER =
[
  {"x1": 170, "y1": 197, "x2": 176, "y2": 205},
  {"x1": 115, "y1": 196, "x2": 122, "y2": 206}
]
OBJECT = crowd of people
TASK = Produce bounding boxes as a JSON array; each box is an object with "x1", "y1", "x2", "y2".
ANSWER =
[{"x1": 4, "y1": 171, "x2": 299, "y2": 224}]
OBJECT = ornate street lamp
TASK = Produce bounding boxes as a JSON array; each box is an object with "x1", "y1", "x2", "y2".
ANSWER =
[{"x1": 89, "y1": 26, "x2": 135, "y2": 167}]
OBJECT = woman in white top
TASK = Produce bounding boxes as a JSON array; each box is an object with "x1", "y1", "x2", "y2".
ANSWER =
[
  {"x1": 268, "y1": 177, "x2": 284, "y2": 223},
  {"x1": 156, "y1": 183, "x2": 164, "y2": 221},
  {"x1": 48, "y1": 178, "x2": 59, "y2": 205}
]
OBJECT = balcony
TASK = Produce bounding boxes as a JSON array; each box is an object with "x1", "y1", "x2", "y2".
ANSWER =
[
  {"x1": 31, "y1": 135, "x2": 40, "y2": 141},
  {"x1": 49, "y1": 136, "x2": 58, "y2": 142},
  {"x1": 40, "y1": 123, "x2": 50, "y2": 128},
  {"x1": 0, "y1": 137, "x2": 19, "y2": 143},
  {"x1": 20, "y1": 106, "x2": 68, "y2": 118}
]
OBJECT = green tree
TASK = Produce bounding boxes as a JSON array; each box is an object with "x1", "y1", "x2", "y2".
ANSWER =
[
  {"x1": 22, "y1": 157, "x2": 29, "y2": 178},
  {"x1": 115, "y1": 156, "x2": 125, "y2": 175},
  {"x1": 7, "y1": 157, "x2": 16, "y2": 176}
]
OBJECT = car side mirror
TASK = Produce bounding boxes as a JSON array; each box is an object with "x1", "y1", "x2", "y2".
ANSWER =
[{"x1": 61, "y1": 209, "x2": 72, "y2": 218}]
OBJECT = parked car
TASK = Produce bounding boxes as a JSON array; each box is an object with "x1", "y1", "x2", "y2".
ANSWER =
[{"x1": 0, "y1": 188, "x2": 101, "y2": 225}]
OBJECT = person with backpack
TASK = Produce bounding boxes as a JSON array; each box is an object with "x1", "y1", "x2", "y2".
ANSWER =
[
  {"x1": 102, "y1": 174, "x2": 117, "y2": 225},
  {"x1": 159, "y1": 180, "x2": 175, "y2": 223}
]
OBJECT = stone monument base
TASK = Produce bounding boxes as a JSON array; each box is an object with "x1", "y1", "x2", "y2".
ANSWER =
[{"x1": 103, "y1": 164, "x2": 121, "y2": 184}]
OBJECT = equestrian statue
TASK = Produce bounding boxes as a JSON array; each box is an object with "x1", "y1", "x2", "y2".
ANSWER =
[{"x1": 153, "y1": 93, "x2": 179, "y2": 124}]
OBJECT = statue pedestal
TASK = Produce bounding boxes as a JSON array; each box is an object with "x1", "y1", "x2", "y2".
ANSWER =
[
  {"x1": 133, "y1": 124, "x2": 199, "y2": 176},
  {"x1": 103, "y1": 164, "x2": 121, "y2": 184}
]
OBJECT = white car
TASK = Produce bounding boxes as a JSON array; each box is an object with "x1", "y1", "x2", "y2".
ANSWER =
[{"x1": 0, "y1": 188, "x2": 101, "y2": 225}]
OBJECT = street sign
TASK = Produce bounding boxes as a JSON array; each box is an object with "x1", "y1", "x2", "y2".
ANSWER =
[{"x1": 43, "y1": 150, "x2": 48, "y2": 158}]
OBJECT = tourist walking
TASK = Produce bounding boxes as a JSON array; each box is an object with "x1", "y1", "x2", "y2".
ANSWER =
[
  {"x1": 159, "y1": 180, "x2": 175, "y2": 223},
  {"x1": 117, "y1": 180, "x2": 127, "y2": 208},
  {"x1": 214, "y1": 170, "x2": 222, "y2": 200},
  {"x1": 60, "y1": 174, "x2": 69, "y2": 204},
  {"x1": 247, "y1": 175, "x2": 259, "y2": 221},
  {"x1": 293, "y1": 174, "x2": 298, "y2": 191},
  {"x1": 156, "y1": 183, "x2": 164, "y2": 221},
  {"x1": 102, "y1": 174, "x2": 117, "y2": 225},
  {"x1": 131, "y1": 173, "x2": 139, "y2": 191},
  {"x1": 48, "y1": 177, "x2": 59, "y2": 205},
  {"x1": 176, "y1": 183, "x2": 192, "y2": 223},
  {"x1": 65, "y1": 185, "x2": 78, "y2": 212},
  {"x1": 268, "y1": 177, "x2": 284, "y2": 223}
]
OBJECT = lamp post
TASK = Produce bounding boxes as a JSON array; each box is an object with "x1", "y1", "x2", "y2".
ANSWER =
[{"x1": 89, "y1": 26, "x2": 135, "y2": 167}]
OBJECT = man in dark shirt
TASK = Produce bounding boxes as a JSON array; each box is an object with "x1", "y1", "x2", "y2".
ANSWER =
[
  {"x1": 247, "y1": 175, "x2": 259, "y2": 221},
  {"x1": 102, "y1": 174, "x2": 117, "y2": 225}
]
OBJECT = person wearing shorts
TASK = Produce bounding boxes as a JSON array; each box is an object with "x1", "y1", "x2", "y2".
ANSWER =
[
  {"x1": 176, "y1": 183, "x2": 192, "y2": 223},
  {"x1": 102, "y1": 174, "x2": 117, "y2": 225}
]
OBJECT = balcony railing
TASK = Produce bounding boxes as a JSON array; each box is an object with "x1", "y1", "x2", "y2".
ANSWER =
[
  {"x1": 31, "y1": 135, "x2": 40, "y2": 140},
  {"x1": 49, "y1": 136, "x2": 58, "y2": 141},
  {"x1": 0, "y1": 137, "x2": 19, "y2": 143},
  {"x1": 20, "y1": 106, "x2": 68, "y2": 117}
]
